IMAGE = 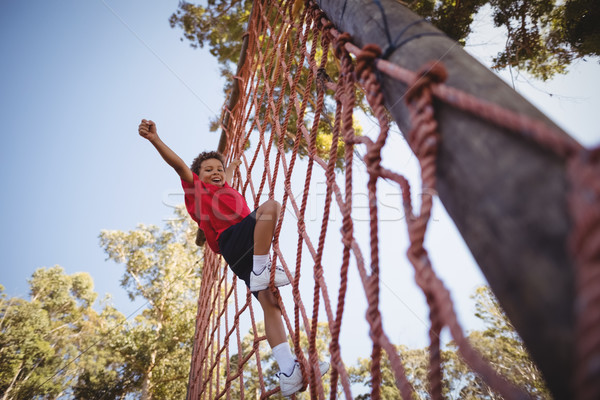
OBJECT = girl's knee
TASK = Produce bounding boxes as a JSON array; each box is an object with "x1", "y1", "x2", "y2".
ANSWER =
[
  {"x1": 263, "y1": 199, "x2": 281, "y2": 211},
  {"x1": 258, "y1": 290, "x2": 280, "y2": 310},
  {"x1": 258, "y1": 199, "x2": 281, "y2": 219}
]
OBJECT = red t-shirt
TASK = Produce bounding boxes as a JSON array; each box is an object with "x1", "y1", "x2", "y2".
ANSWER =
[{"x1": 182, "y1": 173, "x2": 251, "y2": 253}]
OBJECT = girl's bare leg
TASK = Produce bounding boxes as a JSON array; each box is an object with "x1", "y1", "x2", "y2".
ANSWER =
[
  {"x1": 258, "y1": 289, "x2": 287, "y2": 346},
  {"x1": 254, "y1": 200, "x2": 288, "y2": 347},
  {"x1": 254, "y1": 199, "x2": 281, "y2": 255}
]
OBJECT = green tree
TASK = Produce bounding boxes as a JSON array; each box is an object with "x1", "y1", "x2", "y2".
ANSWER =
[
  {"x1": 415, "y1": 0, "x2": 598, "y2": 79},
  {"x1": 447, "y1": 286, "x2": 551, "y2": 399},
  {"x1": 0, "y1": 268, "x2": 124, "y2": 400},
  {"x1": 167, "y1": 0, "x2": 597, "y2": 180},
  {"x1": 483, "y1": 0, "x2": 570, "y2": 80},
  {"x1": 71, "y1": 302, "x2": 132, "y2": 400},
  {"x1": 0, "y1": 284, "x2": 54, "y2": 399},
  {"x1": 170, "y1": 0, "x2": 598, "y2": 82},
  {"x1": 556, "y1": 0, "x2": 599, "y2": 58},
  {"x1": 170, "y1": 0, "x2": 364, "y2": 170},
  {"x1": 99, "y1": 206, "x2": 203, "y2": 400},
  {"x1": 1, "y1": 208, "x2": 207, "y2": 400},
  {"x1": 408, "y1": 0, "x2": 488, "y2": 46},
  {"x1": 348, "y1": 286, "x2": 550, "y2": 399}
]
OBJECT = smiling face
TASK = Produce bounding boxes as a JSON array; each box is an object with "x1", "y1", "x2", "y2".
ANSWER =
[{"x1": 199, "y1": 158, "x2": 226, "y2": 187}]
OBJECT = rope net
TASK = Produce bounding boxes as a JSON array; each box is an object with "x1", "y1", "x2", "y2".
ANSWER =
[{"x1": 186, "y1": 0, "x2": 600, "y2": 399}]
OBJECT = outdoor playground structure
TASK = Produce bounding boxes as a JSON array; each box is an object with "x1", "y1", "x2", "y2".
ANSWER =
[{"x1": 185, "y1": 1, "x2": 600, "y2": 399}]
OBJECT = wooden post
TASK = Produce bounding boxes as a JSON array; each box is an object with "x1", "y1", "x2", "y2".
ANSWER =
[
  {"x1": 218, "y1": 0, "x2": 256, "y2": 154},
  {"x1": 316, "y1": 0, "x2": 578, "y2": 398}
]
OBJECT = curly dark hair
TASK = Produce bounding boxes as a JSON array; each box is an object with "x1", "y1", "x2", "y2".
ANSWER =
[{"x1": 190, "y1": 151, "x2": 225, "y2": 175}]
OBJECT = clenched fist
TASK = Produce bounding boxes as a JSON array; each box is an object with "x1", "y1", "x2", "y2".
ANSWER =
[{"x1": 138, "y1": 119, "x2": 158, "y2": 142}]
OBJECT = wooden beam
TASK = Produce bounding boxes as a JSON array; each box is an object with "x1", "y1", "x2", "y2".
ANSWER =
[
  {"x1": 218, "y1": 0, "x2": 256, "y2": 154},
  {"x1": 316, "y1": 0, "x2": 577, "y2": 398}
]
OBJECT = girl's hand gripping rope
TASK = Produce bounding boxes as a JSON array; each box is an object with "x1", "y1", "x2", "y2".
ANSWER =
[{"x1": 226, "y1": 159, "x2": 242, "y2": 185}]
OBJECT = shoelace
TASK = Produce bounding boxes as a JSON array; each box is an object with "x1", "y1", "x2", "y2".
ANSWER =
[
  {"x1": 264, "y1": 261, "x2": 286, "y2": 273},
  {"x1": 276, "y1": 362, "x2": 298, "y2": 378}
]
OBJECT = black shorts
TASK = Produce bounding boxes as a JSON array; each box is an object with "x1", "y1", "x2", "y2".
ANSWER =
[{"x1": 218, "y1": 209, "x2": 258, "y2": 297}]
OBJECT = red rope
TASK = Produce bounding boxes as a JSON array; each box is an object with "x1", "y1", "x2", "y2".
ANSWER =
[
  {"x1": 569, "y1": 148, "x2": 600, "y2": 400},
  {"x1": 187, "y1": 1, "x2": 599, "y2": 399}
]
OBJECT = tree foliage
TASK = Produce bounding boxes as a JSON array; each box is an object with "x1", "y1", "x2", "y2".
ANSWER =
[
  {"x1": 406, "y1": 0, "x2": 599, "y2": 79},
  {"x1": 167, "y1": 0, "x2": 597, "y2": 175},
  {"x1": 98, "y1": 206, "x2": 203, "y2": 400},
  {"x1": 0, "y1": 269, "x2": 124, "y2": 400},
  {"x1": 170, "y1": 0, "x2": 366, "y2": 170},
  {"x1": 170, "y1": 0, "x2": 598, "y2": 82},
  {"x1": 348, "y1": 286, "x2": 551, "y2": 399},
  {"x1": 408, "y1": 0, "x2": 488, "y2": 46},
  {"x1": 558, "y1": 0, "x2": 599, "y2": 58},
  {"x1": 2, "y1": 226, "x2": 557, "y2": 399},
  {"x1": 0, "y1": 208, "x2": 204, "y2": 400}
]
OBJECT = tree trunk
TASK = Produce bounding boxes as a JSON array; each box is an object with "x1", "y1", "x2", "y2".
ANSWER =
[
  {"x1": 316, "y1": 0, "x2": 577, "y2": 398},
  {"x1": 1, "y1": 362, "x2": 22, "y2": 400},
  {"x1": 141, "y1": 338, "x2": 158, "y2": 400},
  {"x1": 142, "y1": 307, "x2": 165, "y2": 400},
  {"x1": 141, "y1": 358, "x2": 155, "y2": 400}
]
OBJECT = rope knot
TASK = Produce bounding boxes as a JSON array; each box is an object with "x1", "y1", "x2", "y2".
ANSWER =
[
  {"x1": 355, "y1": 44, "x2": 382, "y2": 83},
  {"x1": 322, "y1": 19, "x2": 334, "y2": 30},
  {"x1": 310, "y1": 5, "x2": 326, "y2": 28},
  {"x1": 364, "y1": 146, "x2": 382, "y2": 175},
  {"x1": 316, "y1": 68, "x2": 333, "y2": 93},
  {"x1": 403, "y1": 61, "x2": 445, "y2": 167},
  {"x1": 405, "y1": 61, "x2": 447, "y2": 105},
  {"x1": 334, "y1": 32, "x2": 352, "y2": 59}
]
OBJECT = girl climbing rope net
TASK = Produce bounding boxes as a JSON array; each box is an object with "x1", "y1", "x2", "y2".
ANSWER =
[{"x1": 138, "y1": 119, "x2": 329, "y2": 397}]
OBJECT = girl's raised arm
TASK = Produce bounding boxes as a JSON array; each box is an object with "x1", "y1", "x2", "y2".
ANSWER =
[{"x1": 138, "y1": 119, "x2": 193, "y2": 184}]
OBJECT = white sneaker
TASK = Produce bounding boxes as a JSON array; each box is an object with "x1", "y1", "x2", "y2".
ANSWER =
[
  {"x1": 278, "y1": 360, "x2": 330, "y2": 397},
  {"x1": 249, "y1": 261, "x2": 291, "y2": 292},
  {"x1": 318, "y1": 360, "x2": 330, "y2": 376}
]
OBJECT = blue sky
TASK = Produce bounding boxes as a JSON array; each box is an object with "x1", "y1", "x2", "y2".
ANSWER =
[
  {"x1": 0, "y1": 0, "x2": 226, "y2": 312},
  {"x1": 1, "y1": 0, "x2": 598, "y2": 363}
]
